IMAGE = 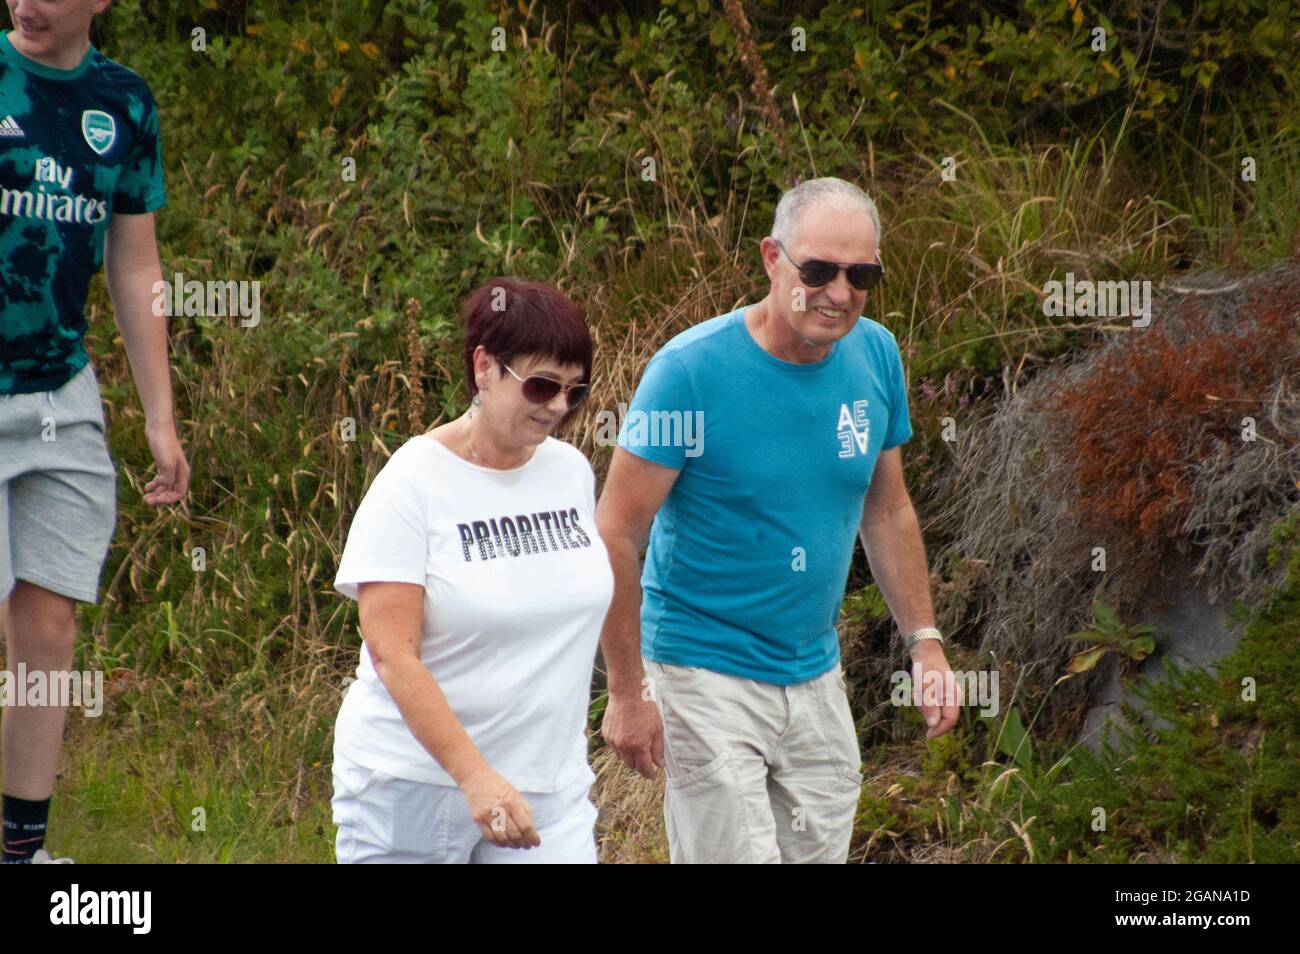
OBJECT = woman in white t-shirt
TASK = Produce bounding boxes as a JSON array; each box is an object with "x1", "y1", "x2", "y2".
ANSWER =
[{"x1": 331, "y1": 278, "x2": 614, "y2": 863}]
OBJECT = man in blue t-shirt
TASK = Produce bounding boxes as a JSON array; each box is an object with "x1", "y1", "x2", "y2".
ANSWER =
[
  {"x1": 1, "y1": 2, "x2": 190, "y2": 863},
  {"x1": 597, "y1": 177, "x2": 958, "y2": 863}
]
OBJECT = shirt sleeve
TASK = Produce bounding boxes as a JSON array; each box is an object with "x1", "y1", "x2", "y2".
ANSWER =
[
  {"x1": 882, "y1": 331, "x2": 913, "y2": 451},
  {"x1": 334, "y1": 453, "x2": 428, "y2": 601},
  {"x1": 616, "y1": 350, "x2": 696, "y2": 470},
  {"x1": 112, "y1": 85, "x2": 166, "y2": 214}
]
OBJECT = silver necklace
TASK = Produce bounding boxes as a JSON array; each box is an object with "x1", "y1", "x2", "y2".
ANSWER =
[
  {"x1": 466, "y1": 397, "x2": 481, "y2": 463},
  {"x1": 465, "y1": 398, "x2": 534, "y2": 468}
]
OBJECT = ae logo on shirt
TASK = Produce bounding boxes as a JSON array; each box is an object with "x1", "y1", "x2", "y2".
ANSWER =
[{"x1": 836, "y1": 400, "x2": 870, "y2": 458}]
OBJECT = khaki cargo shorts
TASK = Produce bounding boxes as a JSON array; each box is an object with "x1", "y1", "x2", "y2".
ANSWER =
[{"x1": 646, "y1": 659, "x2": 863, "y2": 864}]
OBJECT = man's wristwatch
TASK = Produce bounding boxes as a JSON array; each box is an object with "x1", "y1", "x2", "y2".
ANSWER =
[{"x1": 904, "y1": 626, "x2": 944, "y2": 650}]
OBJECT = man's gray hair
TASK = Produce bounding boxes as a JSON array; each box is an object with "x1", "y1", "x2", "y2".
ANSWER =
[{"x1": 770, "y1": 177, "x2": 881, "y2": 247}]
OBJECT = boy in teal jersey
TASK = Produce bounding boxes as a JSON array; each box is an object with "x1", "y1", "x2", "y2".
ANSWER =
[{"x1": 0, "y1": 0, "x2": 189, "y2": 862}]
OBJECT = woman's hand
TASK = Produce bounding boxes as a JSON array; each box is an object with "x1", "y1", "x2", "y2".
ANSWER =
[{"x1": 459, "y1": 766, "x2": 541, "y2": 849}]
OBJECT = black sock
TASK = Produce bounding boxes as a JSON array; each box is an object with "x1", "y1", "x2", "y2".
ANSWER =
[{"x1": 2, "y1": 794, "x2": 51, "y2": 864}]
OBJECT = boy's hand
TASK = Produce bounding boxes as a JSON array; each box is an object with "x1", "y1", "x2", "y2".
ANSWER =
[{"x1": 142, "y1": 420, "x2": 190, "y2": 506}]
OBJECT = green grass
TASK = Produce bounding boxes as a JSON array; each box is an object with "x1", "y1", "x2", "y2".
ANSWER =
[{"x1": 42, "y1": 681, "x2": 336, "y2": 863}]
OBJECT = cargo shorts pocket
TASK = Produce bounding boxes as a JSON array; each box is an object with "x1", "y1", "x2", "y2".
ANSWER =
[
  {"x1": 644, "y1": 659, "x2": 705, "y2": 700},
  {"x1": 663, "y1": 751, "x2": 753, "y2": 864},
  {"x1": 817, "y1": 669, "x2": 865, "y2": 788},
  {"x1": 666, "y1": 750, "x2": 733, "y2": 791}
]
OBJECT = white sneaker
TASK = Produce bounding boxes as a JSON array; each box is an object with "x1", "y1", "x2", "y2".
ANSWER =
[{"x1": 31, "y1": 848, "x2": 74, "y2": 864}]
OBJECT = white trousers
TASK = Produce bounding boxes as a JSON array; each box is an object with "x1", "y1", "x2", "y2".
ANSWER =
[{"x1": 332, "y1": 750, "x2": 598, "y2": 864}]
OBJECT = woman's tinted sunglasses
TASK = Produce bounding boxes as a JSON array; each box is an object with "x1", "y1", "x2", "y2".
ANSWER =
[
  {"x1": 775, "y1": 239, "x2": 885, "y2": 291},
  {"x1": 502, "y1": 363, "x2": 592, "y2": 409}
]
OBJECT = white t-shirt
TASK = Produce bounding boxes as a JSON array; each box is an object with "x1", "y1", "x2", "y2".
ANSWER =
[{"x1": 332, "y1": 433, "x2": 614, "y2": 792}]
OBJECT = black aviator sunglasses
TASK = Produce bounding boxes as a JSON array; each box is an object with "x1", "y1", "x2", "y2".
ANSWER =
[{"x1": 774, "y1": 239, "x2": 885, "y2": 291}]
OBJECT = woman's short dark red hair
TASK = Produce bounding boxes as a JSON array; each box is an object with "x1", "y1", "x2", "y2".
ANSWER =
[{"x1": 461, "y1": 277, "x2": 593, "y2": 401}]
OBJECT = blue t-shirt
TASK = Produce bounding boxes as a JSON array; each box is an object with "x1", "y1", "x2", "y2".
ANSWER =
[
  {"x1": 617, "y1": 305, "x2": 913, "y2": 685},
  {"x1": 0, "y1": 31, "x2": 166, "y2": 394}
]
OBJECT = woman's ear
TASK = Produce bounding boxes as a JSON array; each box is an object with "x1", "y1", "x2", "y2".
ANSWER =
[{"x1": 472, "y1": 346, "x2": 493, "y2": 392}]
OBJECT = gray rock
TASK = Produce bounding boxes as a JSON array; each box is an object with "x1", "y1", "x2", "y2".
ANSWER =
[{"x1": 1075, "y1": 551, "x2": 1246, "y2": 755}]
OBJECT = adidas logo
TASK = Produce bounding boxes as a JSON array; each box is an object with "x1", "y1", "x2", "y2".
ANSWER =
[{"x1": 0, "y1": 115, "x2": 25, "y2": 138}]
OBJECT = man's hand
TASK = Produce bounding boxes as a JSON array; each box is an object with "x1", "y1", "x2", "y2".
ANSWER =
[
  {"x1": 595, "y1": 447, "x2": 680, "y2": 780},
  {"x1": 909, "y1": 640, "x2": 961, "y2": 738},
  {"x1": 601, "y1": 687, "x2": 664, "y2": 779},
  {"x1": 859, "y1": 448, "x2": 956, "y2": 738},
  {"x1": 142, "y1": 419, "x2": 189, "y2": 506}
]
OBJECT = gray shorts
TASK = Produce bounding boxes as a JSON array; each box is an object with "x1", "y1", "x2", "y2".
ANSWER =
[
  {"x1": 0, "y1": 362, "x2": 117, "y2": 605},
  {"x1": 646, "y1": 659, "x2": 863, "y2": 864}
]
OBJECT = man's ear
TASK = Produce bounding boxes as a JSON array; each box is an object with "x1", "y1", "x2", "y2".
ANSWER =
[{"x1": 758, "y1": 237, "x2": 778, "y2": 281}]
